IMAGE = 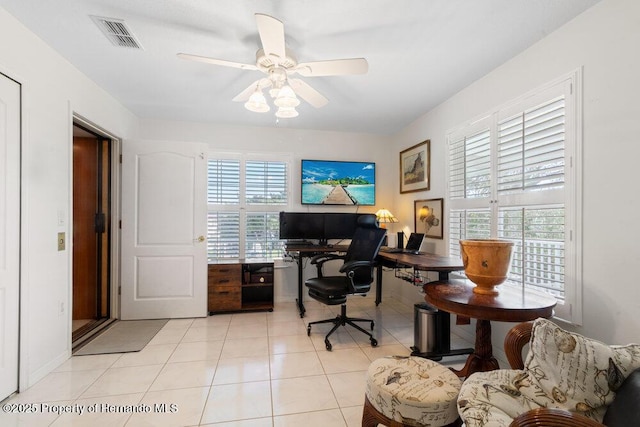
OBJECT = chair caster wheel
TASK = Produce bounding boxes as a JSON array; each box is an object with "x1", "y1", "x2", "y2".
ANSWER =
[
  {"x1": 325, "y1": 340, "x2": 332, "y2": 351},
  {"x1": 370, "y1": 338, "x2": 378, "y2": 347},
  {"x1": 307, "y1": 326, "x2": 311, "y2": 336}
]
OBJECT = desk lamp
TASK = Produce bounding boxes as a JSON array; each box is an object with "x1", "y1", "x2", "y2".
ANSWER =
[{"x1": 375, "y1": 208, "x2": 400, "y2": 248}]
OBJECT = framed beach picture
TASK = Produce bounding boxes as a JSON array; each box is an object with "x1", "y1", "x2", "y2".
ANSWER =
[
  {"x1": 400, "y1": 140, "x2": 430, "y2": 193},
  {"x1": 414, "y1": 198, "x2": 443, "y2": 239},
  {"x1": 301, "y1": 159, "x2": 376, "y2": 205}
]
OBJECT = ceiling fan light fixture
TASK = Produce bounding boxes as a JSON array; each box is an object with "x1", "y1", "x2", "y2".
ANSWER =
[
  {"x1": 269, "y1": 81, "x2": 283, "y2": 98},
  {"x1": 274, "y1": 84, "x2": 300, "y2": 108},
  {"x1": 275, "y1": 106, "x2": 299, "y2": 118},
  {"x1": 244, "y1": 89, "x2": 270, "y2": 113},
  {"x1": 269, "y1": 88, "x2": 280, "y2": 98}
]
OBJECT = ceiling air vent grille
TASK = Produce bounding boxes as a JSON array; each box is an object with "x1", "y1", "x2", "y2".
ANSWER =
[{"x1": 90, "y1": 15, "x2": 143, "y2": 49}]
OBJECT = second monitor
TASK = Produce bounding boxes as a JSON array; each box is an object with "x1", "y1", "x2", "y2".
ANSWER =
[{"x1": 279, "y1": 211, "x2": 377, "y2": 245}]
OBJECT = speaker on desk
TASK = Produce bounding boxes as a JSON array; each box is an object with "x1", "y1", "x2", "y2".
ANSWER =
[{"x1": 397, "y1": 231, "x2": 404, "y2": 249}]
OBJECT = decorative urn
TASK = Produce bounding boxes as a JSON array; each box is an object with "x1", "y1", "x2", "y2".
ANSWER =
[{"x1": 459, "y1": 239, "x2": 514, "y2": 295}]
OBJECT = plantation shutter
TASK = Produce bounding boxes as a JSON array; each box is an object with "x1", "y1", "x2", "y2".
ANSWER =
[
  {"x1": 447, "y1": 72, "x2": 580, "y2": 322},
  {"x1": 245, "y1": 161, "x2": 288, "y2": 204},
  {"x1": 498, "y1": 206, "x2": 566, "y2": 301},
  {"x1": 448, "y1": 123, "x2": 493, "y2": 258},
  {"x1": 207, "y1": 156, "x2": 289, "y2": 261},
  {"x1": 449, "y1": 209, "x2": 492, "y2": 258},
  {"x1": 497, "y1": 96, "x2": 565, "y2": 194},
  {"x1": 207, "y1": 212, "x2": 240, "y2": 261},
  {"x1": 207, "y1": 159, "x2": 240, "y2": 204},
  {"x1": 449, "y1": 129, "x2": 491, "y2": 200},
  {"x1": 245, "y1": 212, "x2": 282, "y2": 259}
]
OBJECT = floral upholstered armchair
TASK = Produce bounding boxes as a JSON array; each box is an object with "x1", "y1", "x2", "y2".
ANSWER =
[{"x1": 457, "y1": 318, "x2": 640, "y2": 427}]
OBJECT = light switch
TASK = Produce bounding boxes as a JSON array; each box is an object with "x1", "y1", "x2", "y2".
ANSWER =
[{"x1": 57, "y1": 232, "x2": 65, "y2": 251}]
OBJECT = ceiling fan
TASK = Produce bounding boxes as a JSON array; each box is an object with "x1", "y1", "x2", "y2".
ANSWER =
[{"x1": 177, "y1": 13, "x2": 368, "y2": 118}]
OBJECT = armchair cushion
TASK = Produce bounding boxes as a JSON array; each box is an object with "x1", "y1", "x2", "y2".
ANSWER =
[
  {"x1": 458, "y1": 318, "x2": 640, "y2": 427},
  {"x1": 523, "y1": 318, "x2": 640, "y2": 420}
]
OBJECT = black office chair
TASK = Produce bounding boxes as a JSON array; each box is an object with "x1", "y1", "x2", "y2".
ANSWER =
[{"x1": 305, "y1": 217, "x2": 386, "y2": 351}]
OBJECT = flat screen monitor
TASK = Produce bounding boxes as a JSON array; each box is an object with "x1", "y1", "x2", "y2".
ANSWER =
[
  {"x1": 278, "y1": 212, "x2": 324, "y2": 240},
  {"x1": 323, "y1": 213, "x2": 376, "y2": 240},
  {"x1": 301, "y1": 159, "x2": 375, "y2": 206}
]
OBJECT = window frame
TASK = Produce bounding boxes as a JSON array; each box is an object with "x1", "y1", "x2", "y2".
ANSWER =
[
  {"x1": 446, "y1": 69, "x2": 583, "y2": 324},
  {"x1": 207, "y1": 151, "x2": 292, "y2": 262}
]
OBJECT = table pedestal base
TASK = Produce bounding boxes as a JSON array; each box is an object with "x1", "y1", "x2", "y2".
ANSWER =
[{"x1": 451, "y1": 319, "x2": 500, "y2": 378}]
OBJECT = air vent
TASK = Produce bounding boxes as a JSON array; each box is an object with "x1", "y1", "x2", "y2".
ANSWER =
[{"x1": 90, "y1": 15, "x2": 143, "y2": 49}]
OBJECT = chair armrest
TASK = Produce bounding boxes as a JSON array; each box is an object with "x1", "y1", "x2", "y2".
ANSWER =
[
  {"x1": 310, "y1": 253, "x2": 346, "y2": 278},
  {"x1": 310, "y1": 253, "x2": 345, "y2": 266},
  {"x1": 504, "y1": 321, "x2": 533, "y2": 369},
  {"x1": 339, "y1": 260, "x2": 374, "y2": 273},
  {"x1": 509, "y1": 408, "x2": 604, "y2": 427}
]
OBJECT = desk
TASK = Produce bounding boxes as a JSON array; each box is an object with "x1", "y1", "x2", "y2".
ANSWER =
[
  {"x1": 376, "y1": 251, "x2": 465, "y2": 303},
  {"x1": 423, "y1": 279, "x2": 557, "y2": 378},
  {"x1": 285, "y1": 244, "x2": 349, "y2": 318},
  {"x1": 376, "y1": 251, "x2": 473, "y2": 361},
  {"x1": 286, "y1": 246, "x2": 465, "y2": 317},
  {"x1": 285, "y1": 245, "x2": 475, "y2": 361}
]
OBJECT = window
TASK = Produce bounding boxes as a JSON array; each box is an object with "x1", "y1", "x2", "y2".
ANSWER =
[
  {"x1": 447, "y1": 70, "x2": 582, "y2": 323},
  {"x1": 207, "y1": 155, "x2": 289, "y2": 262}
]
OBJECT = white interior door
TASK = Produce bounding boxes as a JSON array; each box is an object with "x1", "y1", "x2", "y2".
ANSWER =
[
  {"x1": 0, "y1": 73, "x2": 20, "y2": 400},
  {"x1": 121, "y1": 140, "x2": 207, "y2": 320}
]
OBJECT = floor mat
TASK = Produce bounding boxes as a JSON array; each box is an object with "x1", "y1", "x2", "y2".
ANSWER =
[{"x1": 73, "y1": 319, "x2": 168, "y2": 355}]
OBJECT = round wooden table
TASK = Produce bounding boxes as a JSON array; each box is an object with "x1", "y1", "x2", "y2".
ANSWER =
[{"x1": 423, "y1": 279, "x2": 557, "y2": 378}]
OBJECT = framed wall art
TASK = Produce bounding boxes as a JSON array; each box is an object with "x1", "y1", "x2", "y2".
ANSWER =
[
  {"x1": 414, "y1": 198, "x2": 443, "y2": 239},
  {"x1": 301, "y1": 159, "x2": 376, "y2": 205},
  {"x1": 400, "y1": 140, "x2": 430, "y2": 193}
]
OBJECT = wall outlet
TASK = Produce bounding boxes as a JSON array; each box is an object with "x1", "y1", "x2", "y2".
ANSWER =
[{"x1": 57, "y1": 232, "x2": 65, "y2": 251}]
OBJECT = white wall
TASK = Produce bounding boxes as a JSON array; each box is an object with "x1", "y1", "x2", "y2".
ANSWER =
[
  {"x1": 388, "y1": 0, "x2": 640, "y2": 348},
  {"x1": 135, "y1": 119, "x2": 393, "y2": 300},
  {"x1": 3, "y1": 0, "x2": 638, "y2": 390},
  {"x1": 0, "y1": 8, "x2": 137, "y2": 388}
]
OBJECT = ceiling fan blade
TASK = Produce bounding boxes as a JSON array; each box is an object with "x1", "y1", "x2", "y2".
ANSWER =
[
  {"x1": 255, "y1": 13, "x2": 286, "y2": 63},
  {"x1": 296, "y1": 58, "x2": 369, "y2": 77},
  {"x1": 289, "y1": 78, "x2": 328, "y2": 108},
  {"x1": 177, "y1": 53, "x2": 258, "y2": 71},
  {"x1": 232, "y1": 78, "x2": 271, "y2": 102}
]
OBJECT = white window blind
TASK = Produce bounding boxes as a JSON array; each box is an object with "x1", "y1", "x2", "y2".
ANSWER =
[
  {"x1": 245, "y1": 161, "x2": 288, "y2": 205},
  {"x1": 207, "y1": 159, "x2": 240, "y2": 204},
  {"x1": 498, "y1": 97, "x2": 565, "y2": 194},
  {"x1": 449, "y1": 209, "x2": 492, "y2": 258},
  {"x1": 207, "y1": 212, "x2": 240, "y2": 260},
  {"x1": 446, "y1": 71, "x2": 581, "y2": 323},
  {"x1": 449, "y1": 129, "x2": 491, "y2": 200},
  {"x1": 498, "y1": 206, "x2": 565, "y2": 300},
  {"x1": 245, "y1": 212, "x2": 282, "y2": 260},
  {"x1": 207, "y1": 155, "x2": 289, "y2": 262}
]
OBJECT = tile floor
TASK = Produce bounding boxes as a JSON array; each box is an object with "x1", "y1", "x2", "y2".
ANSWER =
[{"x1": 1, "y1": 295, "x2": 471, "y2": 427}]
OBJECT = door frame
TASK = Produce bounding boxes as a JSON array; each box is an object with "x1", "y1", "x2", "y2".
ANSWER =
[
  {"x1": 0, "y1": 71, "x2": 21, "y2": 399},
  {"x1": 72, "y1": 114, "x2": 122, "y2": 324}
]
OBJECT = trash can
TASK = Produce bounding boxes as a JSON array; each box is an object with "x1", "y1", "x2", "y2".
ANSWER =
[{"x1": 413, "y1": 303, "x2": 437, "y2": 354}]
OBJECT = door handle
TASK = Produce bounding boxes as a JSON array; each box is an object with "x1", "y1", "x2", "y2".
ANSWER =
[{"x1": 194, "y1": 236, "x2": 205, "y2": 243}]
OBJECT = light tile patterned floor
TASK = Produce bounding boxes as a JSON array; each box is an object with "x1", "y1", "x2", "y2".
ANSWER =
[{"x1": 1, "y1": 295, "x2": 471, "y2": 427}]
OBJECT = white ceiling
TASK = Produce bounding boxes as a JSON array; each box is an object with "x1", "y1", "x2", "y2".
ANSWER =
[{"x1": 1, "y1": 0, "x2": 600, "y2": 135}]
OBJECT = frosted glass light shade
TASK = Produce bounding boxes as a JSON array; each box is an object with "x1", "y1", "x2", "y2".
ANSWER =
[
  {"x1": 245, "y1": 90, "x2": 270, "y2": 113},
  {"x1": 275, "y1": 106, "x2": 299, "y2": 118},
  {"x1": 274, "y1": 84, "x2": 300, "y2": 108}
]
